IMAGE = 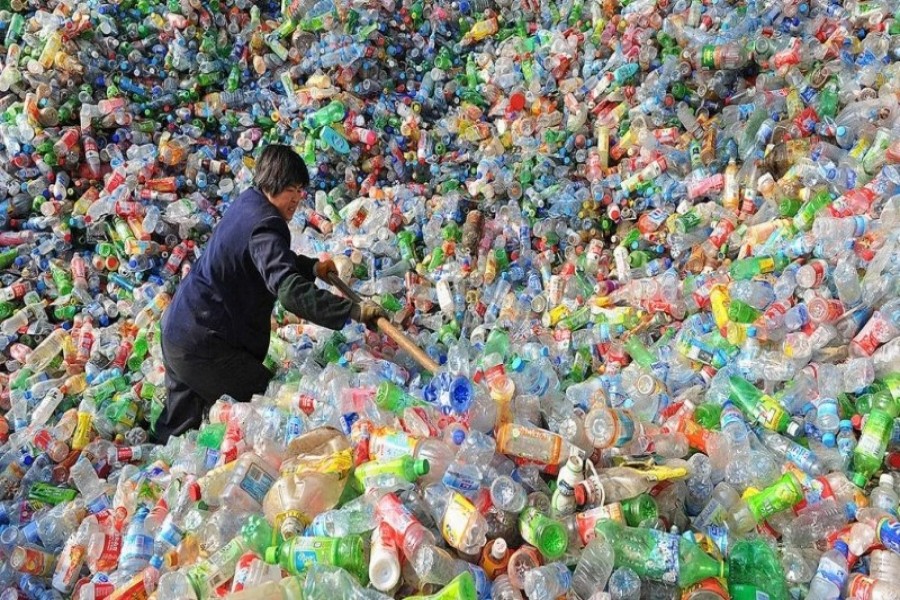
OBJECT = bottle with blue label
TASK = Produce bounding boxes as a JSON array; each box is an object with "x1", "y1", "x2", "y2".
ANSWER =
[
  {"x1": 118, "y1": 506, "x2": 153, "y2": 572},
  {"x1": 220, "y1": 453, "x2": 279, "y2": 512},
  {"x1": 594, "y1": 521, "x2": 727, "y2": 588},
  {"x1": 804, "y1": 541, "x2": 848, "y2": 600}
]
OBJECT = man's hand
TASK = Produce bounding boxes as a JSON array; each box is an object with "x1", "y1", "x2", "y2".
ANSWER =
[
  {"x1": 350, "y1": 301, "x2": 388, "y2": 331},
  {"x1": 314, "y1": 258, "x2": 338, "y2": 281}
]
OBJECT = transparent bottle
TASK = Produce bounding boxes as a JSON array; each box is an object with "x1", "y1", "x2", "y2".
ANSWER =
[{"x1": 571, "y1": 538, "x2": 614, "y2": 600}]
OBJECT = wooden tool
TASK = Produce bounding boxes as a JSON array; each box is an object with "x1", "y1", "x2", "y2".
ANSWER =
[{"x1": 326, "y1": 273, "x2": 439, "y2": 374}]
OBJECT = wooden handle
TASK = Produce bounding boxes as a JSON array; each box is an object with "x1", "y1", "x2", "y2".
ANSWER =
[
  {"x1": 375, "y1": 317, "x2": 440, "y2": 374},
  {"x1": 326, "y1": 273, "x2": 439, "y2": 374}
]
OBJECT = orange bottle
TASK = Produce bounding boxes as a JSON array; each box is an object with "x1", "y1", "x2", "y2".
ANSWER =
[{"x1": 481, "y1": 538, "x2": 510, "y2": 580}]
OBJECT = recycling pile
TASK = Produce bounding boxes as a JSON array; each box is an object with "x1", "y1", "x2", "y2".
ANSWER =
[{"x1": 0, "y1": 0, "x2": 898, "y2": 598}]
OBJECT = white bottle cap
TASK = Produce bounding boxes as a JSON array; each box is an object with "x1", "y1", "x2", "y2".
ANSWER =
[
  {"x1": 490, "y1": 537, "x2": 508, "y2": 559},
  {"x1": 369, "y1": 547, "x2": 401, "y2": 592}
]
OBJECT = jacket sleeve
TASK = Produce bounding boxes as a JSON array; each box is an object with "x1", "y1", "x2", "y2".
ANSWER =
[
  {"x1": 249, "y1": 217, "x2": 352, "y2": 330},
  {"x1": 294, "y1": 254, "x2": 319, "y2": 281}
]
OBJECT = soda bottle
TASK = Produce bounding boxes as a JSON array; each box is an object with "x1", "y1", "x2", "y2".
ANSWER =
[
  {"x1": 264, "y1": 534, "x2": 368, "y2": 583},
  {"x1": 594, "y1": 521, "x2": 727, "y2": 587}
]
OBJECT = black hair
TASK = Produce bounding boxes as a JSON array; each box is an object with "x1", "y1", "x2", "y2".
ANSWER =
[{"x1": 254, "y1": 144, "x2": 310, "y2": 197}]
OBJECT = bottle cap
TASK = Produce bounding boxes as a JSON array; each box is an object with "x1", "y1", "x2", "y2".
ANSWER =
[
  {"x1": 574, "y1": 483, "x2": 587, "y2": 505},
  {"x1": 833, "y1": 540, "x2": 849, "y2": 557},
  {"x1": 880, "y1": 473, "x2": 895, "y2": 488},
  {"x1": 785, "y1": 420, "x2": 802, "y2": 438},
  {"x1": 264, "y1": 547, "x2": 278, "y2": 564},
  {"x1": 851, "y1": 472, "x2": 868, "y2": 488},
  {"x1": 415, "y1": 459, "x2": 430, "y2": 477},
  {"x1": 369, "y1": 550, "x2": 401, "y2": 591},
  {"x1": 374, "y1": 381, "x2": 393, "y2": 408},
  {"x1": 822, "y1": 432, "x2": 835, "y2": 446},
  {"x1": 886, "y1": 452, "x2": 900, "y2": 471},
  {"x1": 491, "y1": 537, "x2": 508, "y2": 558},
  {"x1": 537, "y1": 520, "x2": 568, "y2": 560},
  {"x1": 451, "y1": 427, "x2": 466, "y2": 446},
  {"x1": 448, "y1": 376, "x2": 473, "y2": 413}
]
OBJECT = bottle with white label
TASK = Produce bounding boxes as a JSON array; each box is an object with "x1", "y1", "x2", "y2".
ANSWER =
[{"x1": 220, "y1": 453, "x2": 279, "y2": 512}]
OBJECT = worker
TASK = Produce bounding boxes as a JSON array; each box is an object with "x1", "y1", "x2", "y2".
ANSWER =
[{"x1": 154, "y1": 144, "x2": 387, "y2": 442}]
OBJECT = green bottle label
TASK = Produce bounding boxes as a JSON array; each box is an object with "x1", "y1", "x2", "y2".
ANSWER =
[{"x1": 28, "y1": 483, "x2": 78, "y2": 505}]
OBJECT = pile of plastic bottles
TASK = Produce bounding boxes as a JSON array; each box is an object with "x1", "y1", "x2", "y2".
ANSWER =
[{"x1": 0, "y1": 0, "x2": 900, "y2": 597}]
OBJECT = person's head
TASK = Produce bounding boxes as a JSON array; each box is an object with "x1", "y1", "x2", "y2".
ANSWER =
[{"x1": 255, "y1": 144, "x2": 310, "y2": 220}]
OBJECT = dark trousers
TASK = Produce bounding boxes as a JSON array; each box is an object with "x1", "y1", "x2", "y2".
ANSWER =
[{"x1": 153, "y1": 337, "x2": 273, "y2": 443}]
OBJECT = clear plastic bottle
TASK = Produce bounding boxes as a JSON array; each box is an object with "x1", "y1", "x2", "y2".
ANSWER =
[
  {"x1": 118, "y1": 506, "x2": 153, "y2": 573},
  {"x1": 804, "y1": 541, "x2": 848, "y2": 600},
  {"x1": 608, "y1": 567, "x2": 642, "y2": 600},
  {"x1": 847, "y1": 573, "x2": 900, "y2": 600},
  {"x1": 571, "y1": 538, "x2": 614, "y2": 600},
  {"x1": 491, "y1": 574, "x2": 523, "y2": 600},
  {"x1": 869, "y1": 550, "x2": 900, "y2": 586},
  {"x1": 423, "y1": 484, "x2": 489, "y2": 554},
  {"x1": 522, "y1": 563, "x2": 572, "y2": 600},
  {"x1": 220, "y1": 453, "x2": 279, "y2": 513},
  {"x1": 871, "y1": 474, "x2": 900, "y2": 516}
]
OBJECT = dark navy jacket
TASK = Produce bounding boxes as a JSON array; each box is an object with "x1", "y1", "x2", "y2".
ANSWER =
[{"x1": 162, "y1": 188, "x2": 352, "y2": 360}]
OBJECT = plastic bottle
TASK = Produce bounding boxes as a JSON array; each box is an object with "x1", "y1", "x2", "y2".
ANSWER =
[
  {"x1": 572, "y1": 538, "x2": 615, "y2": 600},
  {"x1": 805, "y1": 541, "x2": 849, "y2": 600},
  {"x1": 594, "y1": 521, "x2": 727, "y2": 587}
]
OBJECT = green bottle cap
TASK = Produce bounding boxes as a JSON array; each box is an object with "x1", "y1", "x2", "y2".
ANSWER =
[
  {"x1": 264, "y1": 546, "x2": 278, "y2": 564},
  {"x1": 622, "y1": 493, "x2": 658, "y2": 527},
  {"x1": 536, "y1": 520, "x2": 568, "y2": 560},
  {"x1": 375, "y1": 381, "x2": 393, "y2": 408},
  {"x1": 414, "y1": 459, "x2": 430, "y2": 477},
  {"x1": 851, "y1": 471, "x2": 868, "y2": 488}
]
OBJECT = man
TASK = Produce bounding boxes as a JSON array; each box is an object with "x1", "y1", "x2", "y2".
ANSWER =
[{"x1": 154, "y1": 145, "x2": 386, "y2": 442}]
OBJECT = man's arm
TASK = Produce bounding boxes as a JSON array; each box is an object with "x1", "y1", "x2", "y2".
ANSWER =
[
  {"x1": 249, "y1": 217, "x2": 353, "y2": 330},
  {"x1": 294, "y1": 254, "x2": 318, "y2": 281}
]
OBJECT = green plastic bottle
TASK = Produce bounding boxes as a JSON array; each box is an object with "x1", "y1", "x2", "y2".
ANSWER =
[
  {"x1": 731, "y1": 472, "x2": 804, "y2": 532},
  {"x1": 694, "y1": 403, "x2": 722, "y2": 430},
  {"x1": 50, "y1": 262, "x2": 73, "y2": 296},
  {"x1": 352, "y1": 456, "x2": 429, "y2": 490},
  {"x1": 623, "y1": 335, "x2": 656, "y2": 370},
  {"x1": 264, "y1": 534, "x2": 368, "y2": 584},
  {"x1": 728, "y1": 376, "x2": 789, "y2": 432},
  {"x1": 593, "y1": 521, "x2": 727, "y2": 588},
  {"x1": 519, "y1": 506, "x2": 569, "y2": 560},
  {"x1": 778, "y1": 197, "x2": 803, "y2": 218},
  {"x1": 727, "y1": 299, "x2": 761, "y2": 324},
  {"x1": 793, "y1": 190, "x2": 832, "y2": 231},
  {"x1": 375, "y1": 381, "x2": 426, "y2": 413},
  {"x1": 851, "y1": 389, "x2": 899, "y2": 487},
  {"x1": 0, "y1": 248, "x2": 17, "y2": 270},
  {"x1": 127, "y1": 328, "x2": 149, "y2": 371},
  {"x1": 729, "y1": 253, "x2": 790, "y2": 280},
  {"x1": 304, "y1": 101, "x2": 346, "y2": 129},
  {"x1": 727, "y1": 538, "x2": 789, "y2": 600},
  {"x1": 396, "y1": 230, "x2": 417, "y2": 261},
  {"x1": 403, "y1": 572, "x2": 477, "y2": 600},
  {"x1": 817, "y1": 78, "x2": 839, "y2": 119}
]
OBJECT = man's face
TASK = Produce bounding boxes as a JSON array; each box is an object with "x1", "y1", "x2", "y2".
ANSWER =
[{"x1": 271, "y1": 185, "x2": 307, "y2": 221}]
